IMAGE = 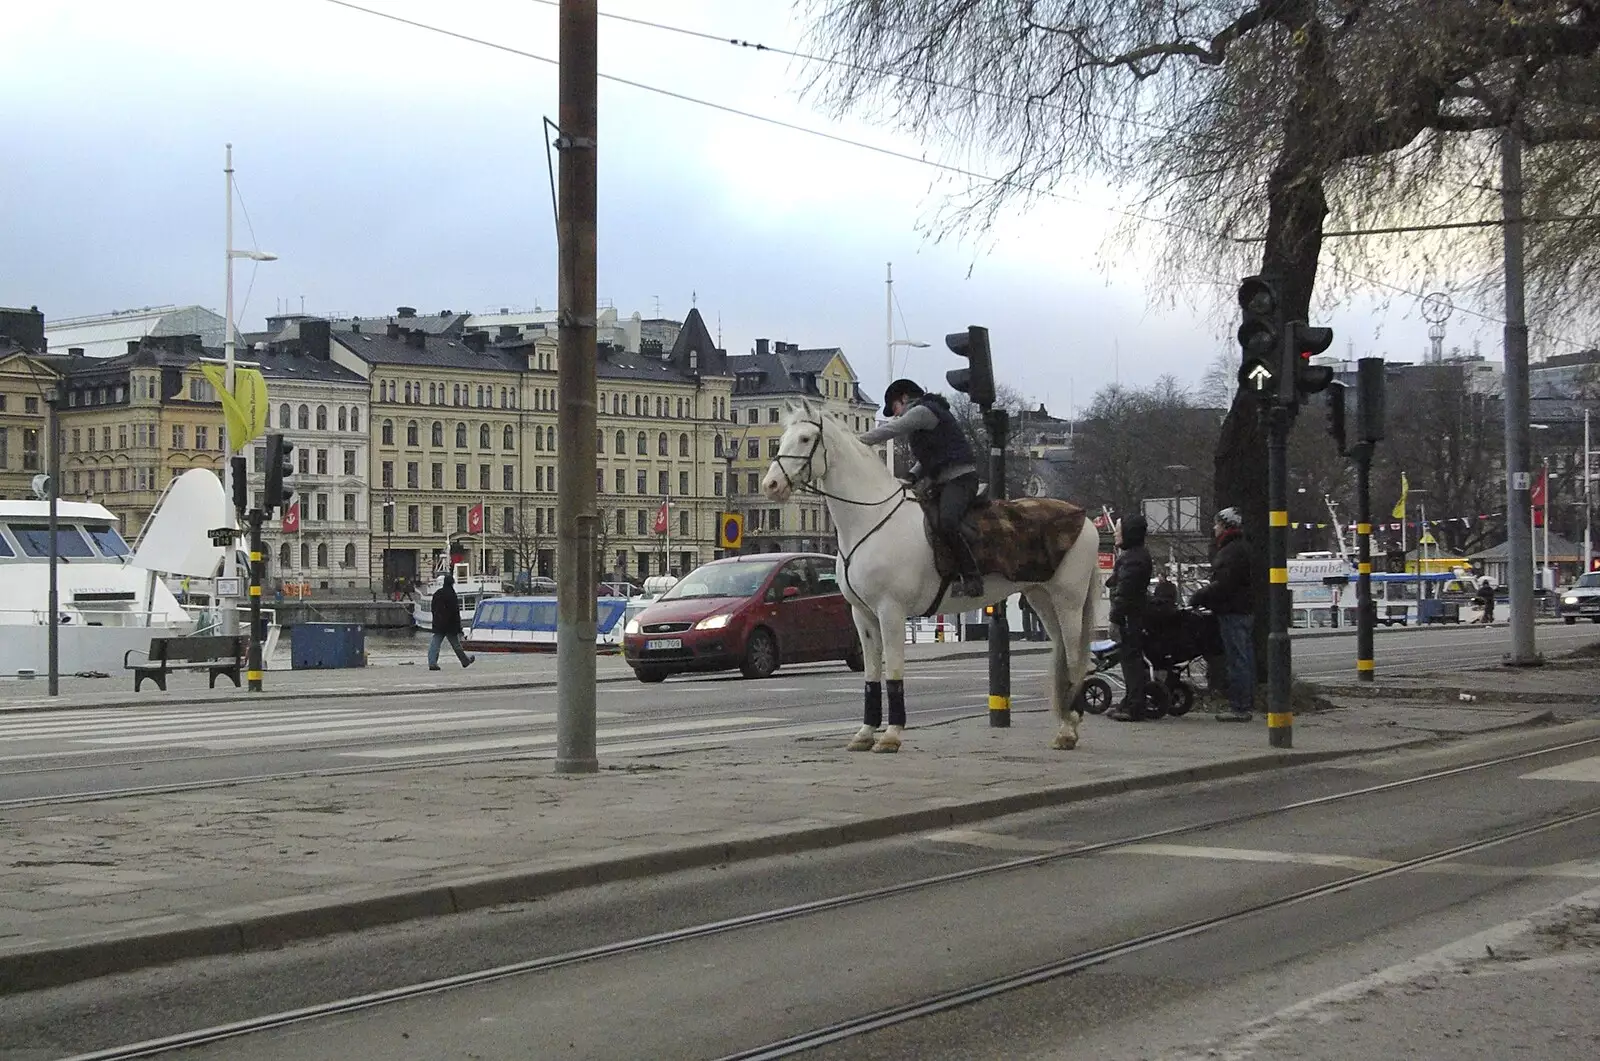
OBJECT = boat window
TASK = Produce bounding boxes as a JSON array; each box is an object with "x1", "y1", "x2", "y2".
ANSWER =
[
  {"x1": 85, "y1": 524, "x2": 130, "y2": 557},
  {"x1": 479, "y1": 602, "x2": 507, "y2": 625},
  {"x1": 0, "y1": 532, "x2": 12, "y2": 557},
  {"x1": 11, "y1": 524, "x2": 95, "y2": 558},
  {"x1": 506, "y1": 602, "x2": 534, "y2": 627}
]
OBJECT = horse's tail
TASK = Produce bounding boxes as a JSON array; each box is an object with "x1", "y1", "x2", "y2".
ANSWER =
[{"x1": 1055, "y1": 527, "x2": 1100, "y2": 724}]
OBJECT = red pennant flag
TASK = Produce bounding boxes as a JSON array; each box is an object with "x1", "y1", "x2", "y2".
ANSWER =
[
  {"x1": 281, "y1": 499, "x2": 299, "y2": 534},
  {"x1": 653, "y1": 498, "x2": 670, "y2": 534},
  {"x1": 468, "y1": 502, "x2": 484, "y2": 535}
]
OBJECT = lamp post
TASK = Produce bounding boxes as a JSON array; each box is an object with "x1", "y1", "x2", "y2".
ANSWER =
[
  {"x1": 222, "y1": 143, "x2": 277, "y2": 637},
  {"x1": 1531, "y1": 423, "x2": 1552, "y2": 589},
  {"x1": 381, "y1": 495, "x2": 396, "y2": 597},
  {"x1": 883, "y1": 262, "x2": 929, "y2": 471},
  {"x1": 1586, "y1": 409, "x2": 1593, "y2": 574}
]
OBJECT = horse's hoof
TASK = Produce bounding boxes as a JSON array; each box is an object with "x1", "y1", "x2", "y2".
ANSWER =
[
  {"x1": 845, "y1": 736, "x2": 876, "y2": 751},
  {"x1": 1051, "y1": 734, "x2": 1078, "y2": 751},
  {"x1": 871, "y1": 738, "x2": 901, "y2": 753}
]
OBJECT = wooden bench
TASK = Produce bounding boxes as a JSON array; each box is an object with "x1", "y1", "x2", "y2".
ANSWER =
[{"x1": 123, "y1": 635, "x2": 249, "y2": 693}]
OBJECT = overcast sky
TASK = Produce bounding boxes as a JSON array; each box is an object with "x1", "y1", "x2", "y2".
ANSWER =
[{"x1": 3, "y1": 0, "x2": 1512, "y2": 416}]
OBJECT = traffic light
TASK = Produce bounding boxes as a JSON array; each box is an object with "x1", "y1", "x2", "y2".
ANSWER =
[
  {"x1": 1283, "y1": 321, "x2": 1335, "y2": 406},
  {"x1": 945, "y1": 325, "x2": 996, "y2": 408},
  {"x1": 1326, "y1": 380, "x2": 1348, "y2": 456},
  {"x1": 264, "y1": 433, "x2": 295, "y2": 518},
  {"x1": 1355, "y1": 356, "x2": 1386, "y2": 443},
  {"x1": 1235, "y1": 275, "x2": 1281, "y2": 397},
  {"x1": 230, "y1": 455, "x2": 248, "y2": 516}
]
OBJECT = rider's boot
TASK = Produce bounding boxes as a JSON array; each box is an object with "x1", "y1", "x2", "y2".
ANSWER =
[{"x1": 954, "y1": 530, "x2": 985, "y2": 598}]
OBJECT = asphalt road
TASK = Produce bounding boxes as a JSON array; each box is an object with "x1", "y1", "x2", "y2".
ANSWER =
[
  {"x1": 8, "y1": 723, "x2": 1597, "y2": 1060},
  {"x1": 1, "y1": 623, "x2": 1594, "y2": 805}
]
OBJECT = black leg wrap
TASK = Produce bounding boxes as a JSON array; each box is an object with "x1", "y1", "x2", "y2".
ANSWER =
[
  {"x1": 887, "y1": 679, "x2": 907, "y2": 728},
  {"x1": 863, "y1": 681, "x2": 883, "y2": 728}
]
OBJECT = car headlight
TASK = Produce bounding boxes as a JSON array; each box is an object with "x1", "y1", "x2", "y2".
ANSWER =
[
  {"x1": 1563, "y1": 596, "x2": 1579, "y2": 605},
  {"x1": 625, "y1": 618, "x2": 641, "y2": 634},
  {"x1": 695, "y1": 613, "x2": 733, "y2": 630}
]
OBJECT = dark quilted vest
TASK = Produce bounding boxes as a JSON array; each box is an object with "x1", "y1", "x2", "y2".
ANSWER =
[{"x1": 906, "y1": 396, "x2": 975, "y2": 478}]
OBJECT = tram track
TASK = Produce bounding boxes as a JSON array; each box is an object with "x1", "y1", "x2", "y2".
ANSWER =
[{"x1": 54, "y1": 732, "x2": 1600, "y2": 1061}]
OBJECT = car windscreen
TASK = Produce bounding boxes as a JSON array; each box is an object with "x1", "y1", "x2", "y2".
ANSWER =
[
  {"x1": 660, "y1": 560, "x2": 781, "y2": 601},
  {"x1": 1578, "y1": 573, "x2": 1600, "y2": 589}
]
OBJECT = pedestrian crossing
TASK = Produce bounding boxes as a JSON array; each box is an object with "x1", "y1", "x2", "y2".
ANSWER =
[{"x1": 0, "y1": 702, "x2": 810, "y2": 762}]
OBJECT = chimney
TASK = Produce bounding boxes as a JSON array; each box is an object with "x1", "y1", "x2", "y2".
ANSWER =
[
  {"x1": 498, "y1": 325, "x2": 520, "y2": 341},
  {"x1": 68, "y1": 346, "x2": 84, "y2": 357},
  {"x1": 396, "y1": 306, "x2": 417, "y2": 319},
  {"x1": 301, "y1": 318, "x2": 331, "y2": 360},
  {"x1": 127, "y1": 340, "x2": 141, "y2": 356},
  {"x1": 0, "y1": 306, "x2": 46, "y2": 352},
  {"x1": 350, "y1": 321, "x2": 361, "y2": 334},
  {"x1": 406, "y1": 329, "x2": 427, "y2": 350},
  {"x1": 386, "y1": 322, "x2": 401, "y2": 340},
  {"x1": 755, "y1": 338, "x2": 768, "y2": 356},
  {"x1": 463, "y1": 331, "x2": 488, "y2": 353}
]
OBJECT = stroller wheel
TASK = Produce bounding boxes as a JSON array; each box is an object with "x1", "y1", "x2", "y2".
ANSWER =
[
  {"x1": 1145, "y1": 682, "x2": 1170, "y2": 718},
  {"x1": 1079, "y1": 676, "x2": 1114, "y2": 715},
  {"x1": 1166, "y1": 681, "x2": 1195, "y2": 717}
]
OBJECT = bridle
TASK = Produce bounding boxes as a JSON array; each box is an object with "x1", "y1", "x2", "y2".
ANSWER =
[{"x1": 771, "y1": 416, "x2": 911, "y2": 568}]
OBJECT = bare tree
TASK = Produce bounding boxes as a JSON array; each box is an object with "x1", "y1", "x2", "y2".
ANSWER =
[
  {"x1": 946, "y1": 382, "x2": 1033, "y2": 496},
  {"x1": 1067, "y1": 376, "x2": 1219, "y2": 519},
  {"x1": 507, "y1": 497, "x2": 552, "y2": 585}
]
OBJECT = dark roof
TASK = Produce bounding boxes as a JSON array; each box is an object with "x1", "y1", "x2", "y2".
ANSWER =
[
  {"x1": 664, "y1": 308, "x2": 731, "y2": 377},
  {"x1": 726, "y1": 343, "x2": 870, "y2": 403},
  {"x1": 332, "y1": 311, "x2": 467, "y2": 337},
  {"x1": 56, "y1": 335, "x2": 207, "y2": 379},
  {"x1": 255, "y1": 344, "x2": 367, "y2": 385},
  {"x1": 1469, "y1": 534, "x2": 1584, "y2": 562},
  {"x1": 333, "y1": 329, "x2": 524, "y2": 373}
]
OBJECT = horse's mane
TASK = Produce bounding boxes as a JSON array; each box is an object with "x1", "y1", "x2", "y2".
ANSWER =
[{"x1": 782, "y1": 402, "x2": 878, "y2": 461}]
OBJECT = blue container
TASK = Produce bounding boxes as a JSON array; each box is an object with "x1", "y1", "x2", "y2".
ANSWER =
[{"x1": 290, "y1": 623, "x2": 368, "y2": 670}]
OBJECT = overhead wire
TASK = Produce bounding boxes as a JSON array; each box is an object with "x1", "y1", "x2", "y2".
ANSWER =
[{"x1": 322, "y1": 0, "x2": 1579, "y2": 349}]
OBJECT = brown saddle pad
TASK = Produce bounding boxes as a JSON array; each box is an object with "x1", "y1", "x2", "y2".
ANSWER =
[{"x1": 916, "y1": 493, "x2": 1088, "y2": 584}]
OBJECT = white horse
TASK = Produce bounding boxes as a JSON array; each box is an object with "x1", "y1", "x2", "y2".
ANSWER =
[{"x1": 762, "y1": 401, "x2": 1102, "y2": 753}]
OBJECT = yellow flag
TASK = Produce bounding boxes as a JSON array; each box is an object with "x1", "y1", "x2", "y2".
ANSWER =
[
  {"x1": 201, "y1": 364, "x2": 270, "y2": 451},
  {"x1": 1391, "y1": 472, "x2": 1408, "y2": 520}
]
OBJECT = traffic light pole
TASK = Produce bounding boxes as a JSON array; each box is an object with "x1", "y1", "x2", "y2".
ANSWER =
[
  {"x1": 985, "y1": 407, "x2": 1010, "y2": 728},
  {"x1": 1266, "y1": 404, "x2": 1293, "y2": 748},
  {"x1": 1353, "y1": 444, "x2": 1375, "y2": 682},
  {"x1": 247, "y1": 508, "x2": 265, "y2": 692}
]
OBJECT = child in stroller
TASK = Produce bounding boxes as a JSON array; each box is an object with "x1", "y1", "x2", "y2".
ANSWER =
[{"x1": 1081, "y1": 581, "x2": 1223, "y2": 717}]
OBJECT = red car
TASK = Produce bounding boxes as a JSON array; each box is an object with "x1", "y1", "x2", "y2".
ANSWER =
[{"x1": 623, "y1": 552, "x2": 865, "y2": 682}]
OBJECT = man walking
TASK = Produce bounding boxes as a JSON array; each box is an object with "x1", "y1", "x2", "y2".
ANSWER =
[
  {"x1": 428, "y1": 573, "x2": 475, "y2": 671},
  {"x1": 1192, "y1": 508, "x2": 1254, "y2": 722}
]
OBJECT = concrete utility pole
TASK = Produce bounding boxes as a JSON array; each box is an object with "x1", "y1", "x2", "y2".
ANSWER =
[
  {"x1": 554, "y1": 0, "x2": 600, "y2": 773},
  {"x1": 1500, "y1": 126, "x2": 1540, "y2": 666}
]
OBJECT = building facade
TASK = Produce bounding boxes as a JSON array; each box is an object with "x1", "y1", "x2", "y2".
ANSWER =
[
  {"x1": 0, "y1": 307, "x2": 54, "y2": 501},
  {"x1": 725, "y1": 339, "x2": 877, "y2": 554}
]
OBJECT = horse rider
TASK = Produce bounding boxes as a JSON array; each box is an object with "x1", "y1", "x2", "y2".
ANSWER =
[{"x1": 859, "y1": 378, "x2": 985, "y2": 597}]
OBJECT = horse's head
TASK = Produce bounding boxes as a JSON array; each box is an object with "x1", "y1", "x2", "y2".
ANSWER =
[{"x1": 762, "y1": 401, "x2": 828, "y2": 502}]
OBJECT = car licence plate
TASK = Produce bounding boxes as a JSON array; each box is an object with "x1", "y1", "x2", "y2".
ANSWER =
[{"x1": 645, "y1": 638, "x2": 683, "y2": 650}]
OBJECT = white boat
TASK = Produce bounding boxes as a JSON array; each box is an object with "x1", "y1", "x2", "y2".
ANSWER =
[
  {"x1": 464, "y1": 594, "x2": 632, "y2": 653},
  {"x1": 412, "y1": 565, "x2": 508, "y2": 633},
  {"x1": 0, "y1": 467, "x2": 254, "y2": 678}
]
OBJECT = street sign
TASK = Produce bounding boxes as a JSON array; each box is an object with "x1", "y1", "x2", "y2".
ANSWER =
[
  {"x1": 208, "y1": 527, "x2": 236, "y2": 546},
  {"x1": 1512, "y1": 471, "x2": 1532, "y2": 490},
  {"x1": 216, "y1": 577, "x2": 242, "y2": 597}
]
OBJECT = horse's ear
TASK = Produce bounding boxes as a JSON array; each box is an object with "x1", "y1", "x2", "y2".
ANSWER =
[{"x1": 782, "y1": 399, "x2": 800, "y2": 418}]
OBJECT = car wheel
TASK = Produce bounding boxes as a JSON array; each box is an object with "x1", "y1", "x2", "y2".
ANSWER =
[
  {"x1": 741, "y1": 628, "x2": 779, "y2": 679},
  {"x1": 1565, "y1": 617, "x2": 1577, "y2": 625},
  {"x1": 845, "y1": 641, "x2": 865, "y2": 672},
  {"x1": 1079, "y1": 675, "x2": 1114, "y2": 715},
  {"x1": 634, "y1": 667, "x2": 669, "y2": 683}
]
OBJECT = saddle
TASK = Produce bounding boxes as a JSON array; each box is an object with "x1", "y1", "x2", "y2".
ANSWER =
[{"x1": 913, "y1": 485, "x2": 1088, "y2": 586}]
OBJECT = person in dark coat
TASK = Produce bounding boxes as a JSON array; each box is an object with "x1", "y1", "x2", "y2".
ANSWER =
[
  {"x1": 859, "y1": 379, "x2": 985, "y2": 597},
  {"x1": 1191, "y1": 507, "x2": 1253, "y2": 721},
  {"x1": 1472, "y1": 574, "x2": 1496, "y2": 623},
  {"x1": 428, "y1": 573, "x2": 475, "y2": 670},
  {"x1": 1106, "y1": 513, "x2": 1153, "y2": 721}
]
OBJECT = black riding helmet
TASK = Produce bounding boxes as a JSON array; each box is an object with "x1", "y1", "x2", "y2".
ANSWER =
[{"x1": 883, "y1": 378, "x2": 924, "y2": 412}]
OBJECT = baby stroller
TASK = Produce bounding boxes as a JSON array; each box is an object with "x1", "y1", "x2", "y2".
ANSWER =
[{"x1": 1080, "y1": 589, "x2": 1223, "y2": 717}]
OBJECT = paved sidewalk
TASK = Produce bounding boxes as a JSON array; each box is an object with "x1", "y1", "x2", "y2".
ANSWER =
[{"x1": 0, "y1": 686, "x2": 1571, "y2": 993}]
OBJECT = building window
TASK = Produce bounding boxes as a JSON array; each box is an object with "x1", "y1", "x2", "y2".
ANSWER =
[
  {"x1": 407, "y1": 462, "x2": 419, "y2": 489},
  {"x1": 747, "y1": 409, "x2": 759, "y2": 424},
  {"x1": 658, "y1": 471, "x2": 669, "y2": 494},
  {"x1": 679, "y1": 471, "x2": 689, "y2": 496},
  {"x1": 344, "y1": 449, "x2": 356, "y2": 475},
  {"x1": 316, "y1": 406, "x2": 328, "y2": 430},
  {"x1": 615, "y1": 469, "x2": 626, "y2": 493},
  {"x1": 297, "y1": 404, "x2": 310, "y2": 430},
  {"x1": 297, "y1": 448, "x2": 310, "y2": 475},
  {"x1": 747, "y1": 471, "x2": 759, "y2": 494},
  {"x1": 71, "y1": 429, "x2": 80, "y2": 452},
  {"x1": 301, "y1": 542, "x2": 311, "y2": 568},
  {"x1": 596, "y1": 469, "x2": 604, "y2": 493},
  {"x1": 658, "y1": 432, "x2": 669, "y2": 456},
  {"x1": 433, "y1": 505, "x2": 444, "y2": 533},
  {"x1": 636, "y1": 470, "x2": 647, "y2": 493},
  {"x1": 431, "y1": 463, "x2": 443, "y2": 490},
  {"x1": 457, "y1": 506, "x2": 467, "y2": 533},
  {"x1": 315, "y1": 494, "x2": 328, "y2": 522},
  {"x1": 316, "y1": 449, "x2": 328, "y2": 475},
  {"x1": 171, "y1": 425, "x2": 185, "y2": 449},
  {"x1": 546, "y1": 426, "x2": 556, "y2": 451},
  {"x1": 636, "y1": 431, "x2": 647, "y2": 455},
  {"x1": 596, "y1": 429, "x2": 604, "y2": 455},
  {"x1": 119, "y1": 425, "x2": 128, "y2": 449},
  {"x1": 479, "y1": 464, "x2": 491, "y2": 491},
  {"x1": 407, "y1": 505, "x2": 420, "y2": 533},
  {"x1": 382, "y1": 503, "x2": 394, "y2": 532},
  {"x1": 431, "y1": 422, "x2": 444, "y2": 447},
  {"x1": 503, "y1": 506, "x2": 514, "y2": 533},
  {"x1": 747, "y1": 439, "x2": 759, "y2": 459},
  {"x1": 504, "y1": 425, "x2": 515, "y2": 450},
  {"x1": 195, "y1": 426, "x2": 208, "y2": 450},
  {"x1": 316, "y1": 543, "x2": 328, "y2": 568},
  {"x1": 714, "y1": 436, "x2": 724, "y2": 457},
  {"x1": 456, "y1": 464, "x2": 467, "y2": 490},
  {"x1": 768, "y1": 438, "x2": 781, "y2": 458},
  {"x1": 679, "y1": 510, "x2": 690, "y2": 536},
  {"x1": 535, "y1": 429, "x2": 543, "y2": 452},
  {"x1": 714, "y1": 472, "x2": 723, "y2": 496},
  {"x1": 351, "y1": 408, "x2": 361, "y2": 432},
  {"x1": 343, "y1": 543, "x2": 357, "y2": 568},
  {"x1": 382, "y1": 419, "x2": 394, "y2": 445},
  {"x1": 637, "y1": 510, "x2": 647, "y2": 535},
  {"x1": 280, "y1": 542, "x2": 292, "y2": 569},
  {"x1": 615, "y1": 510, "x2": 625, "y2": 535},
  {"x1": 615, "y1": 429, "x2": 625, "y2": 454},
  {"x1": 479, "y1": 423, "x2": 490, "y2": 449},
  {"x1": 536, "y1": 467, "x2": 545, "y2": 492},
  {"x1": 503, "y1": 465, "x2": 514, "y2": 491},
  {"x1": 279, "y1": 404, "x2": 292, "y2": 429},
  {"x1": 456, "y1": 423, "x2": 468, "y2": 449},
  {"x1": 408, "y1": 421, "x2": 420, "y2": 447},
  {"x1": 344, "y1": 494, "x2": 356, "y2": 521},
  {"x1": 338, "y1": 407, "x2": 348, "y2": 431},
  {"x1": 381, "y1": 461, "x2": 394, "y2": 488},
  {"x1": 678, "y1": 433, "x2": 690, "y2": 457},
  {"x1": 768, "y1": 407, "x2": 780, "y2": 423}
]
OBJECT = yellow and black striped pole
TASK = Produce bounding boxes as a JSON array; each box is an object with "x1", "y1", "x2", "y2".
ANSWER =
[
  {"x1": 1354, "y1": 445, "x2": 1375, "y2": 682},
  {"x1": 1267, "y1": 404, "x2": 1293, "y2": 748},
  {"x1": 985, "y1": 406, "x2": 1011, "y2": 727},
  {"x1": 247, "y1": 509, "x2": 265, "y2": 692}
]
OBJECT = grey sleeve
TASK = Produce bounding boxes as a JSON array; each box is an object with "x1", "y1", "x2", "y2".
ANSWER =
[{"x1": 858, "y1": 404, "x2": 938, "y2": 445}]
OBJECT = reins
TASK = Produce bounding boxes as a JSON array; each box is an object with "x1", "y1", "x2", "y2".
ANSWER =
[{"x1": 773, "y1": 417, "x2": 912, "y2": 570}]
